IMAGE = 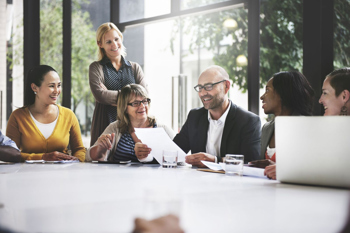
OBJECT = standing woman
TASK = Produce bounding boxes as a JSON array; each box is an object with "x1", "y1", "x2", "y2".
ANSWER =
[
  {"x1": 6, "y1": 65, "x2": 85, "y2": 162},
  {"x1": 89, "y1": 22, "x2": 148, "y2": 146}
]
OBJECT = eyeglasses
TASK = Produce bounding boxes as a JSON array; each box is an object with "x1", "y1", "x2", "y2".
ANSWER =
[
  {"x1": 194, "y1": 80, "x2": 227, "y2": 92},
  {"x1": 127, "y1": 98, "x2": 151, "y2": 107}
]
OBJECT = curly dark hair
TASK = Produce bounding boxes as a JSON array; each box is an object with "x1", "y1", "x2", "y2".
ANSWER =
[{"x1": 272, "y1": 71, "x2": 315, "y2": 116}]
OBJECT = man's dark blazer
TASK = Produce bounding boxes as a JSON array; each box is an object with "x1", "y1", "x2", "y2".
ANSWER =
[{"x1": 173, "y1": 102, "x2": 261, "y2": 163}]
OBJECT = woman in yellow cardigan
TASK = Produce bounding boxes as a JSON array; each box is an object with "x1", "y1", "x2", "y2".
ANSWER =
[{"x1": 6, "y1": 65, "x2": 85, "y2": 162}]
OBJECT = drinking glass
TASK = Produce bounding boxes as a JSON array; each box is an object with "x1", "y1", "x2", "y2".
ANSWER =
[
  {"x1": 162, "y1": 150, "x2": 178, "y2": 168},
  {"x1": 225, "y1": 154, "x2": 244, "y2": 176}
]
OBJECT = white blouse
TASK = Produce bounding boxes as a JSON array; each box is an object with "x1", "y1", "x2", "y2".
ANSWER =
[
  {"x1": 29, "y1": 106, "x2": 59, "y2": 139},
  {"x1": 266, "y1": 145, "x2": 276, "y2": 158}
]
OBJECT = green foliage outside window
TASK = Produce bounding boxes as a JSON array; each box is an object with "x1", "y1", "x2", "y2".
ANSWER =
[
  {"x1": 172, "y1": 0, "x2": 350, "y2": 92},
  {"x1": 40, "y1": 0, "x2": 96, "y2": 113}
]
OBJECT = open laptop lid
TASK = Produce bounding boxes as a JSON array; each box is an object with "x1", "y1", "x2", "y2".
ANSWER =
[{"x1": 276, "y1": 116, "x2": 350, "y2": 188}]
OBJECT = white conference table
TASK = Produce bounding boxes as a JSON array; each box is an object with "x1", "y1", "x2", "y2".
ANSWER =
[{"x1": 0, "y1": 162, "x2": 349, "y2": 233}]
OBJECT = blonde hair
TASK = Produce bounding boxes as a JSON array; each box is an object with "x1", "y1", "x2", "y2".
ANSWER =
[
  {"x1": 117, "y1": 84, "x2": 155, "y2": 134},
  {"x1": 96, "y1": 22, "x2": 127, "y2": 60}
]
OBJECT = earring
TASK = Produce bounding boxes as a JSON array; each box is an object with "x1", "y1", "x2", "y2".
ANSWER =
[
  {"x1": 34, "y1": 91, "x2": 37, "y2": 95},
  {"x1": 340, "y1": 106, "x2": 348, "y2": 116}
]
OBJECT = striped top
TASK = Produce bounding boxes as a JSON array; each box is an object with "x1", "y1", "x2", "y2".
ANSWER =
[{"x1": 113, "y1": 123, "x2": 157, "y2": 163}]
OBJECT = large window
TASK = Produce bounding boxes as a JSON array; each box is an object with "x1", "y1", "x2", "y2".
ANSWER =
[
  {"x1": 71, "y1": 0, "x2": 109, "y2": 145},
  {"x1": 6, "y1": 0, "x2": 348, "y2": 135},
  {"x1": 124, "y1": 20, "x2": 181, "y2": 129},
  {"x1": 39, "y1": 0, "x2": 109, "y2": 146},
  {"x1": 123, "y1": 5, "x2": 249, "y2": 131},
  {"x1": 3, "y1": 0, "x2": 23, "y2": 129},
  {"x1": 119, "y1": 0, "x2": 171, "y2": 23},
  {"x1": 259, "y1": 0, "x2": 303, "y2": 122},
  {"x1": 40, "y1": 0, "x2": 63, "y2": 87},
  {"x1": 181, "y1": 0, "x2": 232, "y2": 10},
  {"x1": 124, "y1": 3, "x2": 248, "y2": 131}
]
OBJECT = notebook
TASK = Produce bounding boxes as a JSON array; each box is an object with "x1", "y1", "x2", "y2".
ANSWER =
[{"x1": 275, "y1": 116, "x2": 350, "y2": 188}]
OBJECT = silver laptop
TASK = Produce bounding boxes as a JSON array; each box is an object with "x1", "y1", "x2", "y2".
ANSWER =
[{"x1": 276, "y1": 116, "x2": 350, "y2": 188}]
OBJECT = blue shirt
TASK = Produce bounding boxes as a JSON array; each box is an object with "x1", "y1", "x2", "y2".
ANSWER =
[{"x1": 0, "y1": 131, "x2": 19, "y2": 150}]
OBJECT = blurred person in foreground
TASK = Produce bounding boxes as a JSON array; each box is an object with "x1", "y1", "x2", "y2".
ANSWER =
[{"x1": 133, "y1": 214, "x2": 184, "y2": 233}]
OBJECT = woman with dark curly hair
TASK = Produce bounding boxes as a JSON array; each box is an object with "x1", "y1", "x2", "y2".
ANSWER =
[{"x1": 250, "y1": 71, "x2": 315, "y2": 179}]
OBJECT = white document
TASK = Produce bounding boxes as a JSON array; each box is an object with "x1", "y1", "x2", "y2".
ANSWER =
[
  {"x1": 134, "y1": 128, "x2": 186, "y2": 164},
  {"x1": 201, "y1": 161, "x2": 267, "y2": 178},
  {"x1": 241, "y1": 166, "x2": 266, "y2": 178},
  {"x1": 201, "y1": 161, "x2": 223, "y2": 171}
]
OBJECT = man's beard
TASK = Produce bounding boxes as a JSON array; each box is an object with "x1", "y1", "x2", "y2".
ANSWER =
[{"x1": 201, "y1": 94, "x2": 224, "y2": 110}]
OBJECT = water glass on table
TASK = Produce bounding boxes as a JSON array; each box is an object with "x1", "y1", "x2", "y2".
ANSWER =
[
  {"x1": 162, "y1": 150, "x2": 178, "y2": 168},
  {"x1": 225, "y1": 154, "x2": 244, "y2": 176}
]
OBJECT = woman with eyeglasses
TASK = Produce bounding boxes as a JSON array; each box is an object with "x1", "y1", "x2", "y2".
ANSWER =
[{"x1": 86, "y1": 84, "x2": 175, "y2": 162}]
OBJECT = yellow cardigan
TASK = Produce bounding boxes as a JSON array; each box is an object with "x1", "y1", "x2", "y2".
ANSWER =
[{"x1": 6, "y1": 105, "x2": 85, "y2": 162}]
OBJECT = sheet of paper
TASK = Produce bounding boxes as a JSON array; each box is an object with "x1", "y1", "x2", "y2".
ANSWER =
[
  {"x1": 201, "y1": 161, "x2": 267, "y2": 178},
  {"x1": 46, "y1": 160, "x2": 80, "y2": 164},
  {"x1": 134, "y1": 128, "x2": 186, "y2": 164},
  {"x1": 242, "y1": 166, "x2": 266, "y2": 178},
  {"x1": 219, "y1": 163, "x2": 266, "y2": 178},
  {"x1": 25, "y1": 160, "x2": 45, "y2": 164},
  {"x1": 201, "y1": 160, "x2": 223, "y2": 171},
  {"x1": 25, "y1": 160, "x2": 79, "y2": 164}
]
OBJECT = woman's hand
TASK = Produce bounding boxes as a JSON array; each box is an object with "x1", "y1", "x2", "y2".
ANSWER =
[
  {"x1": 89, "y1": 133, "x2": 115, "y2": 161},
  {"x1": 264, "y1": 164, "x2": 277, "y2": 180},
  {"x1": 248, "y1": 159, "x2": 275, "y2": 168},
  {"x1": 134, "y1": 142, "x2": 151, "y2": 160},
  {"x1": 42, "y1": 151, "x2": 78, "y2": 161},
  {"x1": 96, "y1": 133, "x2": 115, "y2": 151}
]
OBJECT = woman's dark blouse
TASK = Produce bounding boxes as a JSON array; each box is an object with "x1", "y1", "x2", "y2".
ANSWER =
[{"x1": 100, "y1": 56, "x2": 135, "y2": 124}]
